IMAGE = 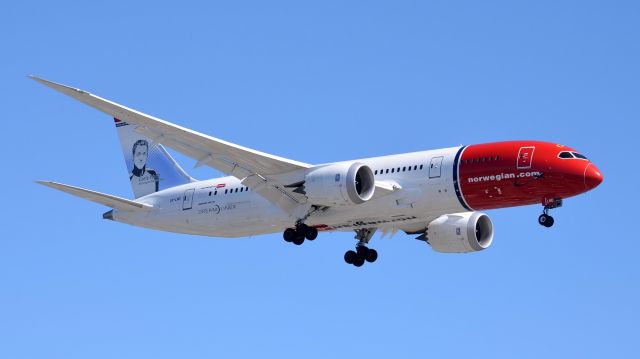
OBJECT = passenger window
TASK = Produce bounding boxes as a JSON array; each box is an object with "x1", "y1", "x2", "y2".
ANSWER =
[
  {"x1": 209, "y1": 191, "x2": 212, "y2": 196},
  {"x1": 386, "y1": 169, "x2": 389, "y2": 174},
  {"x1": 558, "y1": 152, "x2": 574, "y2": 159},
  {"x1": 403, "y1": 167, "x2": 406, "y2": 171},
  {"x1": 225, "y1": 189, "x2": 228, "y2": 194},
  {"x1": 375, "y1": 170, "x2": 378, "y2": 175},
  {"x1": 413, "y1": 165, "x2": 417, "y2": 170},
  {"x1": 240, "y1": 187, "x2": 243, "y2": 192},
  {"x1": 391, "y1": 168, "x2": 395, "y2": 173},
  {"x1": 408, "y1": 166, "x2": 411, "y2": 171},
  {"x1": 214, "y1": 190, "x2": 217, "y2": 195},
  {"x1": 419, "y1": 165, "x2": 423, "y2": 170},
  {"x1": 397, "y1": 167, "x2": 400, "y2": 172},
  {"x1": 235, "y1": 188, "x2": 238, "y2": 193}
]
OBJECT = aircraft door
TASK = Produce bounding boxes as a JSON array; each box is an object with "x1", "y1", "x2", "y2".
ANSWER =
[
  {"x1": 182, "y1": 189, "x2": 195, "y2": 210},
  {"x1": 429, "y1": 156, "x2": 444, "y2": 178}
]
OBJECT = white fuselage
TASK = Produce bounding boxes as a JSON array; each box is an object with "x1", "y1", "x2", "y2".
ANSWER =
[{"x1": 113, "y1": 147, "x2": 466, "y2": 237}]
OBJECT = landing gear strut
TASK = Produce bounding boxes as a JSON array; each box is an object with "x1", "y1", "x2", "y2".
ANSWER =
[
  {"x1": 344, "y1": 228, "x2": 378, "y2": 267},
  {"x1": 283, "y1": 223, "x2": 318, "y2": 245},
  {"x1": 538, "y1": 198, "x2": 562, "y2": 228}
]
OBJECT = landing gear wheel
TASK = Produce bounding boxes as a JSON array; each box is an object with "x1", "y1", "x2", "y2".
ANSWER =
[
  {"x1": 292, "y1": 235, "x2": 305, "y2": 245},
  {"x1": 356, "y1": 245, "x2": 368, "y2": 258},
  {"x1": 346, "y1": 245, "x2": 378, "y2": 266},
  {"x1": 365, "y1": 248, "x2": 378, "y2": 263},
  {"x1": 344, "y1": 250, "x2": 356, "y2": 264},
  {"x1": 538, "y1": 214, "x2": 554, "y2": 227},
  {"x1": 283, "y1": 228, "x2": 296, "y2": 242},
  {"x1": 346, "y1": 228, "x2": 379, "y2": 267},
  {"x1": 305, "y1": 227, "x2": 318, "y2": 241}
]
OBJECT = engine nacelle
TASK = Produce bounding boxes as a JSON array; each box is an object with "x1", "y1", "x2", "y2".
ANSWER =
[
  {"x1": 303, "y1": 162, "x2": 375, "y2": 206},
  {"x1": 425, "y1": 212, "x2": 494, "y2": 253}
]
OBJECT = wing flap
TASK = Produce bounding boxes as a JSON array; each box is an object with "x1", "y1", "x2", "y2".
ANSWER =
[{"x1": 37, "y1": 181, "x2": 153, "y2": 212}]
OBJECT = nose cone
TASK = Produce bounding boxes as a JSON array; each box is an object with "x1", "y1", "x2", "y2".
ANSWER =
[{"x1": 584, "y1": 163, "x2": 603, "y2": 190}]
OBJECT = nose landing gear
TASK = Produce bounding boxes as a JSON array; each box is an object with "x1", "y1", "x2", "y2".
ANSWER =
[
  {"x1": 538, "y1": 198, "x2": 562, "y2": 228},
  {"x1": 538, "y1": 213, "x2": 554, "y2": 227}
]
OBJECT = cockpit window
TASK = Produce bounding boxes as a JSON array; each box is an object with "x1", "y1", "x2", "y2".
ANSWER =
[
  {"x1": 558, "y1": 151, "x2": 574, "y2": 159},
  {"x1": 572, "y1": 152, "x2": 588, "y2": 160}
]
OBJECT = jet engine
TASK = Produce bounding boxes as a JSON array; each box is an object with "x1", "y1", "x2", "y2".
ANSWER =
[
  {"x1": 302, "y1": 162, "x2": 375, "y2": 206},
  {"x1": 423, "y1": 212, "x2": 494, "y2": 253}
]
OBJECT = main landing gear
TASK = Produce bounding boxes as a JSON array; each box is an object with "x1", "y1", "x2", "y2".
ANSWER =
[
  {"x1": 282, "y1": 219, "x2": 380, "y2": 267},
  {"x1": 283, "y1": 223, "x2": 318, "y2": 245},
  {"x1": 538, "y1": 198, "x2": 562, "y2": 228},
  {"x1": 344, "y1": 228, "x2": 378, "y2": 267}
]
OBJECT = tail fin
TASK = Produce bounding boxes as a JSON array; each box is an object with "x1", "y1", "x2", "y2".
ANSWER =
[{"x1": 115, "y1": 118, "x2": 194, "y2": 198}]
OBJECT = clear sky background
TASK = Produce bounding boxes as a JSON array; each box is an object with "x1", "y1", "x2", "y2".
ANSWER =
[{"x1": 1, "y1": 1, "x2": 638, "y2": 358}]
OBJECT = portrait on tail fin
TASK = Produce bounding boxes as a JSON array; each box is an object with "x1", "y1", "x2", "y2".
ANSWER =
[
  {"x1": 115, "y1": 118, "x2": 193, "y2": 198},
  {"x1": 129, "y1": 139, "x2": 159, "y2": 198}
]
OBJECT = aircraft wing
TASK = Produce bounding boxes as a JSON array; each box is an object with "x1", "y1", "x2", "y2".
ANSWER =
[
  {"x1": 31, "y1": 76, "x2": 310, "y2": 214},
  {"x1": 37, "y1": 181, "x2": 154, "y2": 212}
]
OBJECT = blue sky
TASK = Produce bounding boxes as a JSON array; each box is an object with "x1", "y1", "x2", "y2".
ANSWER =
[{"x1": 1, "y1": 1, "x2": 638, "y2": 358}]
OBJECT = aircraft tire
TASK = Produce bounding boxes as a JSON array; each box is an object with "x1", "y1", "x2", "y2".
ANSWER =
[
  {"x1": 538, "y1": 214, "x2": 554, "y2": 227},
  {"x1": 365, "y1": 248, "x2": 378, "y2": 263},
  {"x1": 344, "y1": 250, "x2": 356, "y2": 264},
  {"x1": 283, "y1": 228, "x2": 296, "y2": 242},
  {"x1": 305, "y1": 227, "x2": 318, "y2": 241}
]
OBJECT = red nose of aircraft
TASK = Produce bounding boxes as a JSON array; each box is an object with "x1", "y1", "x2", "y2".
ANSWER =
[{"x1": 584, "y1": 163, "x2": 603, "y2": 190}]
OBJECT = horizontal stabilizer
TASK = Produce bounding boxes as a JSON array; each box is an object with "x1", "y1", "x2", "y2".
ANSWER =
[{"x1": 36, "y1": 181, "x2": 153, "y2": 212}]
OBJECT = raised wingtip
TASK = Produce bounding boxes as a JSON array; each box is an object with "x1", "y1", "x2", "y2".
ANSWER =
[
  {"x1": 28, "y1": 75, "x2": 49, "y2": 84},
  {"x1": 28, "y1": 75, "x2": 87, "y2": 94},
  {"x1": 35, "y1": 180, "x2": 56, "y2": 188}
]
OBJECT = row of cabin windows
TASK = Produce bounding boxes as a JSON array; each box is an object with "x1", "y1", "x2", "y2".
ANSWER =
[
  {"x1": 374, "y1": 164, "x2": 424, "y2": 175},
  {"x1": 208, "y1": 187, "x2": 250, "y2": 196},
  {"x1": 462, "y1": 156, "x2": 500, "y2": 165}
]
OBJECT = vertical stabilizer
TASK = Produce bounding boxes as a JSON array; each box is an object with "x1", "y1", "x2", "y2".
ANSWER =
[{"x1": 115, "y1": 118, "x2": 194, "y2": 198}]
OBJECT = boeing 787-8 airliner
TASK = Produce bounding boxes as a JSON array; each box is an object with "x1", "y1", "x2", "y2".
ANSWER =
[{"x1": 32, "y1": 76, "x2": 603, "y2": 267}]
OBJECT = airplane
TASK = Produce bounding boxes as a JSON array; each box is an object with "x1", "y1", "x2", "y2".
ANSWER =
[{"x1": 31, "y1": 76, "x2": 603, "y2": 267}]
